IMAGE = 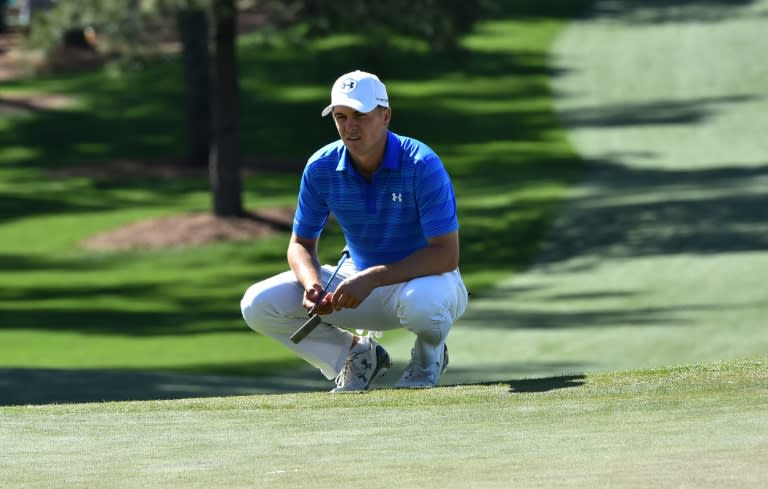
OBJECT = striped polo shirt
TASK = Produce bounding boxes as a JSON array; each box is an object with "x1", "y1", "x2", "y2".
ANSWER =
[{"x1": 293, "y1": 130, "x2": 458, "y2": 270}]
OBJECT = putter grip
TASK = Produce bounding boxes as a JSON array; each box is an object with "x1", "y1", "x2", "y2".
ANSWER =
[{"x1": 289, "y1": 314, "x2": 323, "y2": 344}]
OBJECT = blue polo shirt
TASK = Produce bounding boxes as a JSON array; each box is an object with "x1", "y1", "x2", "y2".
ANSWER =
[{"x1": 293, "y1": 131, "x2": 458, "y2": 270}]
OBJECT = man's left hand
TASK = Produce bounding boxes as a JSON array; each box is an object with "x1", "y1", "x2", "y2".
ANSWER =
[{"x1": 330, "y1": 274, "x2": 376, "y2": 311}]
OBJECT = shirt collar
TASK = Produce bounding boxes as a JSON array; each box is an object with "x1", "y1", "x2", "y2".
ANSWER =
[{"x1": 336, "y1": 131, "x2": 401, "y2": 173}]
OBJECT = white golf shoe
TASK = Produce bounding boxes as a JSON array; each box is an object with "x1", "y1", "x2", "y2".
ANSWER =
[
  {"x1": 395, "y1": 343, "x2": 449, "y2": 389},
  {"x1": 331, "y1": 338, "x2": 391, "y2": 393}
]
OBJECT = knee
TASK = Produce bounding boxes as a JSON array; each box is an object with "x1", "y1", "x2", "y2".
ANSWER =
[
  {"x1": 398, "y1": 287, "x2": 452, "y2": 339},
  {"x1": 240, "y1": 273, "x2": 303, "y2": 334},
  {"x1": 399, "y1": 288, "x2": 448, "y2": 320},
  {"x1": 240, "y1": 283, "x2": 272, "y2": 333}
]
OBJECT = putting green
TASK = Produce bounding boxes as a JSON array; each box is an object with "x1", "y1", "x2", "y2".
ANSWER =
[{"x1": 439, "y1": 0, "x2": 768, "y2": 385}]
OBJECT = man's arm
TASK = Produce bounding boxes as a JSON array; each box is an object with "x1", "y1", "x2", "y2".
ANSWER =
[
  {"x1": 330, "y1": 231, "x2": 459, "y2": 311},
  {"x1": 362, "y1": 231, "x2": 459, "y2": 286},
  {"x1": 287, "y1": 233, "x2": 334, "y2": 312}
]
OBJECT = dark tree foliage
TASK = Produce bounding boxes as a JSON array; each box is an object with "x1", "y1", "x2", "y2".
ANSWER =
[{"x1": 299, "y1": 0, "x2": 492, "y2": 53}]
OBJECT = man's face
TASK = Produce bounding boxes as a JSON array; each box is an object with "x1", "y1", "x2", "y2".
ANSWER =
[{"x1": 332, "y1": 105, "x2": 391, "y2": 158}]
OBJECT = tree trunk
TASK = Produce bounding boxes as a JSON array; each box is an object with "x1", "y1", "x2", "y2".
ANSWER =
[
  {"x1": 210, "y1": 0, "x2": 243, "y2": 217},
  {"x1": 0, "y1": 0, "x2": 7, "y2": 33},
  {"x1": 178, "y1": 7, "x2": 211, "y2": 167}
]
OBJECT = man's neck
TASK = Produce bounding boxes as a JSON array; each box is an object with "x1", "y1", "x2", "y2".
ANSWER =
[{"x1": 349, "y1": 143, "x2": 386, "y2": 182}]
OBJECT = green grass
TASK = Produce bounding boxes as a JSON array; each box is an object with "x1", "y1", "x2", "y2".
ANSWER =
[
  {"x1": 0, "y1": 3, "x2": 766, "y2": 487},
  {"x1": 1, "y1": 358, "x2": 765, "y2": 488},
  {"x1": 0, "y1": 2, "x2": 590, "y2": 376}
]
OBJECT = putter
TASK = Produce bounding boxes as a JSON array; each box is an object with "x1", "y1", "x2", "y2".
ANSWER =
[{"x1": 289, "y1": 249, "x2": 350, "y2": 344}]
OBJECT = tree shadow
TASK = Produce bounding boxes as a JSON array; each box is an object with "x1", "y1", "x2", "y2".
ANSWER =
[
  {"x1": 536, "y1": 161, "x2": 768, "y2": 266},
  {"x1": 461, "y1": 291, "x2": 765, "y2": 332},
  {"x1": 0, "y1": 367, "x2": 587, "y2": 405},
  {"x1": 587, "y1": 0, "x2": 764, "y2": 24},
  {"x1": 461, "y1": 304, "x2": 687, "y2": 330},
  {"x1": 557, "y1": 95, "x2": 760, "y2": 128},
  {"x1": 0, "y1": 248, "x2": 290, "y2": 336},
  {"x1": 437, "y1": 362, "x2": 588, "y2": 392},
  {"x1": 506, "y1": 374, "x2": 586, "y2": 393},
  {"x1": 0, "y1": 366, "x2": 328, "y2": 406}
]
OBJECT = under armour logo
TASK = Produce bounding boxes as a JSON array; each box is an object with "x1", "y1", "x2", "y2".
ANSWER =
[
  {"x1": 392, "y1": 193, "x2": 402, "y2": 202},
  {"x1": 340, "y1": 78, "x2": 357, "y2": 93}
]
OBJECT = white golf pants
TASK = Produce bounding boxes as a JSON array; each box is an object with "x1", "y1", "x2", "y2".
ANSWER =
[{"x1": 240, "y1": 258, "x2": 469, "y2": 380}]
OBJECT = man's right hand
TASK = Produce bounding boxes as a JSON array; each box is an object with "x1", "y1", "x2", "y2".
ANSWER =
[{"x1": 304, "y1": 283, "x2": 334, "y2": 315}]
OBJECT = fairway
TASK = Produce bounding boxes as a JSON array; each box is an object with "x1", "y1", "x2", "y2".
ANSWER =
[
  {"x1": 1, "y1": 359, "x2": 765, "y2": 488},
  {"x1": 441, "y1": 0, "x2": 768, "y2": 384}
]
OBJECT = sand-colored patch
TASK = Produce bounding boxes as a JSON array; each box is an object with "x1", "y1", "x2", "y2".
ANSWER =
[{"x1": 81, "y1": 207, "x2": 294, "y2": 251}]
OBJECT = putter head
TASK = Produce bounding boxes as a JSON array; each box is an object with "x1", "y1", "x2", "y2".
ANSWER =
[{"x1": 289, "y1": 314, "x2": 323, "y2": 344}]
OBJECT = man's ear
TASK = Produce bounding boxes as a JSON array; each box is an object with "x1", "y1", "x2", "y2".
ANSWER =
[{"x1": 382, "y1": 107, "x2": 392, "y2": 126}]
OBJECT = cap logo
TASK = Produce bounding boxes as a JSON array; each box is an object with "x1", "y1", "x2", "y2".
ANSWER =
[{"x1": 339, "y1": 78, "x2": 357, "y2": 93}]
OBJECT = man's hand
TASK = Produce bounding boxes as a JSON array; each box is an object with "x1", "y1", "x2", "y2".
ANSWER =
[
  {"x1": 330, "y1": 273, "x2": 377, "y2": 311},
  {"x1": 304, "y1": 283, "x2": 334, "y2": 315}
]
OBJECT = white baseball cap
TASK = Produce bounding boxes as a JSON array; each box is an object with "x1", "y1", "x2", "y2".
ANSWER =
[{"x1": 321, "y1": 70, "x2": 389, "y2": 117}]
